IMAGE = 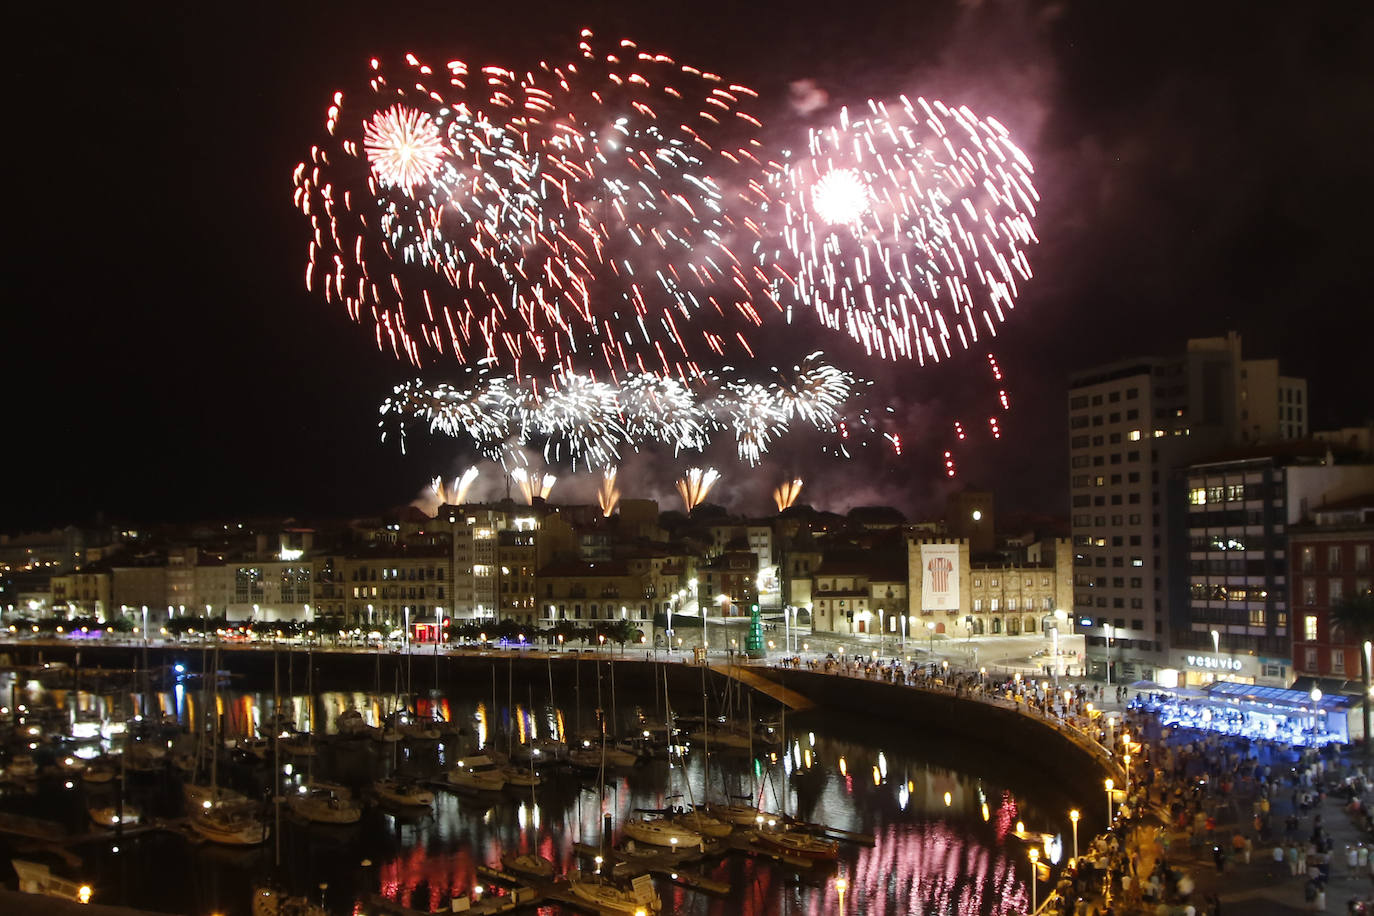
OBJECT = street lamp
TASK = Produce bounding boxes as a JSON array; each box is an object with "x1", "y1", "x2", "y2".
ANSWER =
[
  {"x1": 927, "y1": 620, "x2": 936, "y2": 656},
  {"x1": 1104, "y1": 778, "x2": 1114, "y2": 824},
  {"x1": 836, "y1": 876, "x2": 848, "y2": 913},
  {"x1": 1069, "y1": 809, "x2": 1080, "y2": 868},
  {"x1": 1028, "y1": 847, "x2": 1040, "y2": 914},
  {"x1": 1103, "y1": 623, "x2": 1113, "y2": 685}
]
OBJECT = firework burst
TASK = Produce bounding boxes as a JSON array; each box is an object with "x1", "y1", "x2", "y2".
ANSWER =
[
  {"x1": 773, "y1": 98, "x2": 1038, "y2": 365},
  {"x1": 300, "y1": 31, "x2": 1041, "y2": 476},
  {"x1": 676, "y1": 467, "x2": 721, "y2": 512}
]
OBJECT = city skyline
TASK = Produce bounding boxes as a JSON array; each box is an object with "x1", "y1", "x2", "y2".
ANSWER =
[{"x1": 8, "y1": 1, "x2": 1373, "y2": 533}]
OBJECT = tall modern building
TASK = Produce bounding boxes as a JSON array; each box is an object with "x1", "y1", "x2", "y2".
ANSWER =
[
  {"x1": 1177, "y1": 448, "x2": 1374, "y2": 687},
  {"x1": 1068, "y1": 332, "x2": 1307, "y2": 683}
]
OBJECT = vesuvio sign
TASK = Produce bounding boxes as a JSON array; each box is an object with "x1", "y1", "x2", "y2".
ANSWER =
[{"x1": 1185, "y1": 654, "x2": 1244, "y2": 671}]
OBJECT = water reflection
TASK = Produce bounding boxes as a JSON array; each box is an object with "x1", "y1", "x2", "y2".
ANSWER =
[{"x1": 0, "y1": 673, "x2": 1054, "y2": 915}]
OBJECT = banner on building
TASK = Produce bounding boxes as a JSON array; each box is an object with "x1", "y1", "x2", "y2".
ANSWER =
[{"x1": 920, "y1": 543, "x2": 961, "y2": 611}]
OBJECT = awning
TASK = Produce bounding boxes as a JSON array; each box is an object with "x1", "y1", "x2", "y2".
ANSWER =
[{"x1": 1289, "y1": 676, "x2": 1363, "y2": 698}]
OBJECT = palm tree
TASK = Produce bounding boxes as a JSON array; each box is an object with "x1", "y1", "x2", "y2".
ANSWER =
[{"x1": 1329, "y1": 588, "x2": 1374, "y2": 750}]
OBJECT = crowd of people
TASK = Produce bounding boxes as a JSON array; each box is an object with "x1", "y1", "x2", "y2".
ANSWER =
[{"x1": 784, "y1": 653, "x2": 1374, "y2": 914}]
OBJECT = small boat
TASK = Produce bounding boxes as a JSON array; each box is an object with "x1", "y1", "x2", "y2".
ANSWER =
[
  {"x1": 11, "y1": 858, "x2": 92, "y2": 903},
  {"x1": 670, "y1": 808, "x2": 732, "y2": 838},
  {"x1": 622, "y1": 816, "x2": 702, "y2": 849},
  {"x1": 190, "y1": 803, "x2": 268, "y2": 846},
  {"x1": 567, "y1": 872, "x2": 661, "y2": 914},
  {"x1": 55, "y1": 755, "x2": 87, "y2": 776},
  {"x1": 89, "y1": 803, "x2": 142, "y2": 828},
  {"x1": 279, "y1": 734, "x2": 317, "y2": 758},
  {"x1": 500, "y1": 765, "x2": 542, "y2": 788},
  {"x1": 500, "y1": 851, "x2": 555, "y2": 879},
  {"x1": 373, "y1": 777, "x2": 434, "y2": 808},
  {"x1": 336, "y1": 709, "x2": 378, "y2": 740},
  {"x1": 569, "y1": 739, "x2": 639, "y2": 769},
  {"x1": 257, "y1": 712, "x2": 297, "y2": 739},
  {"x1": 2, "y1": 755, "x2": 39, "y2": 782},
  {"x1": 700, "y1": 803, "x2": 768, "y2": 827},
  {"x1": 184, "y1": 781, "x2": 251, "y2": 811},
  {"x1": 754, "y1": 827, "x2": 840, "y2": 861},
  {"x1": 287, "y1": 783, "x2": 362, "y2": 825},
  {"x1": 511, "y1": 736, "x2": 567, "y2": 765},
  {"x1": 445, "y1": 755, "x2": 507, "y2": 791},
  {"x1": 82, "y1": 758, "x2": 118, "y2": 785}
]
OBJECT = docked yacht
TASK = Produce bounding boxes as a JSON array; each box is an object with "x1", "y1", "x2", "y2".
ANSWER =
[
  {"x1": 190, "y1": 803, "x2": 268, "y2": 846},
  {"x1": 373, "y1": 777, "x2": 435, "y2": 808},
  {"x1": 89, "y1": 803, "x2": 142, "y2": 828},
  {"x1": 568, "y1": 872, "x2": 661, "y2": 914},
  {"x1": 622, "y1": 815, "x2": 703, "y2": 849},
  {"x1": 287, "y1": 782, "x2": 362, "y2": 825},
  {"x1": 445, "y1": 755, "x2": 507, "y2": 791}
]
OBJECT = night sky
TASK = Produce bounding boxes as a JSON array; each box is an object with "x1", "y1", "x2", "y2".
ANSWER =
[{"x1": 8, "y1": 1, "x2": 1373, "y2": 533}]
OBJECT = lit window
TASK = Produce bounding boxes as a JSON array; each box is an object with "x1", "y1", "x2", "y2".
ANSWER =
[{"x1": 1304, "y1": 615, "x2": 1318, "y2": 641}]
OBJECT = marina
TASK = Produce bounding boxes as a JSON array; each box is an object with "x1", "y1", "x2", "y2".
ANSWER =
[{"x1": 0, "y1": 648, "x2": 1081, "y2": 914}]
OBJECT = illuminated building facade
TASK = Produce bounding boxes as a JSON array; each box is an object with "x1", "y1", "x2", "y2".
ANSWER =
[
  {"x1": 1177, "y1": 450, "x2": 1374, "y2": 687},
  {"x1": 1069, "y1": 332, "x2": 1308, "y2": 683},
  {"x1": 1290, "y1": 494, "x2": 1374, "y2": 686}
]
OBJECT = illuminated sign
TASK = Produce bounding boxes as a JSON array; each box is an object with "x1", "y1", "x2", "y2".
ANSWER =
[{"x1": 1185, "y1": 654, "x2": 1243, "y2": 671}]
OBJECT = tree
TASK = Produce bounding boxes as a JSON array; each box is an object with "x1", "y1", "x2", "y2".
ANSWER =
[
  {"x1": 1330, "y1": 588, "x2": 1374, "y2": 751},
  {"x1": 1329, "y1": 590, "x2": 1374, "y2": 646}
]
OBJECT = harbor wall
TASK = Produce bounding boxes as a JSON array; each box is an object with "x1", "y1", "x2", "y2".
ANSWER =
[{"x1": 2, "y1": 641, "x2": 1113, "y2": 795}]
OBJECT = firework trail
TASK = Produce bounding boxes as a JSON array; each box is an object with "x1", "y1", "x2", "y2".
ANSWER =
[
  {"x1": 510, "y1": 467, "x2": 556, "y2": 504},
  {"x1": 676, "y1": 467, "x2": 720, "y2": 512},
  {"x1": 431, "y1": 466, "x2": 480, "y2": 506},
  {"x1": 773, "y1": 478, "x2": 803, "y2": 511},
  {"x1": 597, "y1": 468, "x2": 621, "y2": 518}
]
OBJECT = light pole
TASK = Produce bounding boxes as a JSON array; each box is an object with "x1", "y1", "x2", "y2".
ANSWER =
[
  {"x1": 927, "y1": 621, "x2": 935, "y2": 657},
  {"x1": 836, "y1": 876, "x2": 848, "y2": 913},
  {"x1": 1365, "y1": 641, "x2": 1372, "y2": 754},
  {"x1": 1104, "y1": 623, "x2": 1113, "y2": 685},
  {"x1": 1104, "y1": 778, "x2": 1114, "y2": 825},
  {"x1": 1028, "y1": 847, "x2": 1039, "y2": 914},
  {"x1": 1069, "y1": 809, "x2": 1080, "y2": 868}
]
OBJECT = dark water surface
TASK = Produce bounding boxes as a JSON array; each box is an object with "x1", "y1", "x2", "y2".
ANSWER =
[{"x1": 0, "y1": 660, "x2": 1088, "y2": 915}]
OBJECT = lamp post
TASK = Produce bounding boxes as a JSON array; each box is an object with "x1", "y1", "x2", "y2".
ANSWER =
[
  {"x1": 836, "y1": 876, "x2": 848, "y2": 913},
  {"x1": 1104, "y1": 623, "x2": 1113, "y2": 685},
  {"x1": 1028, "y1": 847, "x2": 1039, "y2": 914},
  {"x1": 1069, "y1": 809, "x2": 1080, "y2": 868},
  {"x1": 1104, "y1": 778, "x2": 1114, "y2": 825},
  {"x1": 927, "y1": 621, "x2": 936, "y2": 657},
  {"x1": 1364, "y1": 641, "x2": 1372, "y2": 754}
]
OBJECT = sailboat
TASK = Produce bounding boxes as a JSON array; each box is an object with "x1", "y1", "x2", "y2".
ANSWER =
[
  {"x1": 627, "y1": 668, "x2": 710, "y2": 848},
  {"x1": 499, "y1": 654, "x2": 542, "y2": 788},
  {"x1": 501, "y1": 686, "x2": 555, "y2": 879},
  {"x1": 751, "y1": 702, "x2": 838, "y2": 861},
  {"x1": 568, "y1": 872, "x2": 661, "y2": 915},
  {"x1": 188, "y1": 645, "x2": 269, "y2": 846},
  {"x1": 287, "y1": 781, "x2": 362, "y2": 825},
  {"x1": 288, "y1": 652, "x2": 362, "y2": 825},
  {"x1": 445, "y1": 754, "x2": 507, "y2": 791}
]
